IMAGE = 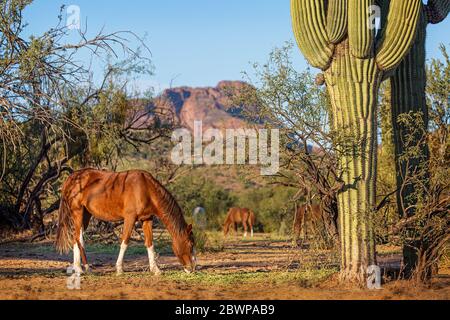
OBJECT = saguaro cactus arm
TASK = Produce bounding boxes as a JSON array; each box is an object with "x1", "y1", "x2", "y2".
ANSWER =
[
  {"x1": 376, "y1": 0, "x2": 421, "y2": 72},
  {"x1": 348, "y1": 0, "x2": 376, "y2": 58},
  {"x1": 291, "y1": 0, "x2": 334, "y2": 70},
  {"x1": 375, "y1": 0, "x2": 390, "y2": 34},
  {"x1": 326, "y1": 0, "x2": 348, "y2": 44},
  {"x1": 426, "y1": 0, "x2": 450, "y2": 24}
]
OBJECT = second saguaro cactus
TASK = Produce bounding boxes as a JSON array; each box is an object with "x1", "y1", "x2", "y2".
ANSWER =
[
  {"x1": 291, "y1": 0, "x2": 421, "y2": 282},
  {"x1": 390, "y1": 0, "x2": 450, "y2": 278}
]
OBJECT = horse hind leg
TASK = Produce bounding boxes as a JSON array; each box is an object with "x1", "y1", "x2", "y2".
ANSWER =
[
  {"x1": 143, "y1": 218, "x2": 161, "y2": 276},
  {"x1": 116, "y1": 217, "x2": 136, "y2": 275},
  {"x1": 72, "y1": 239, "x2": 82, "y2": 274},
  {"x1": 78, "y1": 228, "x2": 89, "y2": 272},
  {"x1": 72, "y1": 209, "x2": 87, "y2": 274},
  {"x1": 80, "y1": 208, "x2": 92, "y2": 272}
]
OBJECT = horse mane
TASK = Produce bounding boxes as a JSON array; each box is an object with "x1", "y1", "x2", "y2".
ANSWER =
[{"x1": 145, "y1": 173, "x2": 188, "y2": 237}]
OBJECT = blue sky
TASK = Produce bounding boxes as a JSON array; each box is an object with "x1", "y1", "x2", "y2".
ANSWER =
[{"x1": 24, "y1": 1, "x2": 450, "y2": 92}]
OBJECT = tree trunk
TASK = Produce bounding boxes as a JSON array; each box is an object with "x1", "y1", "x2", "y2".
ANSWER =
[
  {"x1": 325, "y1": 42, "x2": 380, "y2": 283},
  {"x1": 321, "y1": 197, "x2": 340, "y2": 245}
]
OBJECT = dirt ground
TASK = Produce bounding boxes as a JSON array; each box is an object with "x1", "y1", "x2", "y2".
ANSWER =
[{"x1": 0, "y1": 234, "x2": 448, "y2": 300}]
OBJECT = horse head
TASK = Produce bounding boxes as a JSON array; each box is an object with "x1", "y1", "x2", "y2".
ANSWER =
[{"x1": 172, "y1": 224, "x2": 196, "y2": 273}]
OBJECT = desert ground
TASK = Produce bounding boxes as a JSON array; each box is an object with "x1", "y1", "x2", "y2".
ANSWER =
[{"x1": 0, "y1": 233, "x2": 448, "y2": 300}]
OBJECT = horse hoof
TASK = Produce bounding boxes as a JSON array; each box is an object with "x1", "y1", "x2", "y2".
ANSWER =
[
  {"x1": 116, "y1": 269, "x2": 124, "y2": 276},
  {"x1": 84, "y1": 265, "x2": 90, "y2": 273}
]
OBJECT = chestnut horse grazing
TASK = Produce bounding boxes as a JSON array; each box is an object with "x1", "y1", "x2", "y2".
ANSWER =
[
  {"x1": 56, "y1": 169, "x2": 196, "y2": 275},
  {"x1": 223, "y1": 207, "x2": 255, "y2": 238}
]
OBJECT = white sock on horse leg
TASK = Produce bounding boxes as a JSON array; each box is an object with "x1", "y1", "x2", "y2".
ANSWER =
[
  {"x1": 116, "y1": 241, "x2": 128, "y2": 274},
  {"x1": 244, "y1": 232, "x2": 248, "y2": 238},
  {"x1": 73, "y1": 243, "x2": 82, "y2": 273},
  {"x1": 79, "y1": 229, "x2": 85, "y2": 247},
  {"x1": 251, "y1": 228, "x2": 254, "y2": 237},
  {"x1": 147, "y1": 245, "x2": 161, "y2": 275}
]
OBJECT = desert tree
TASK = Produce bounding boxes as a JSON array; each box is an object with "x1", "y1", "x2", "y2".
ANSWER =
[
  {"x1": 232, "y1": 43, "x2": 340, "y2": 245},
  {"x1": 0, "y1": 0, "x2": 166, "y2": 233}
]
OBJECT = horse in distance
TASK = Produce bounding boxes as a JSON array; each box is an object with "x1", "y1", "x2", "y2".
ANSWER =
[
  {"x1": 192, "y1": 207, "x2": 207, "y2": 229},
  {"x1": 292, "y1": 203, "x2": 323, "y2": 245},
  {"x1": 223, "y1": 207, "x2": 256, "y2": 238},
  {"x1": 56, "y1": 168, "x2": 196, "y2": 275}
]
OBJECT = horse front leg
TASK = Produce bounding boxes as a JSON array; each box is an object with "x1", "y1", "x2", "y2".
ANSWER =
[
  {"x1": 224, "y1": 220, "x2": 233, "y2": 238},
  {"x1": 143, "y1": 218, "x2": 161, "y2": 276},
  {"x1": 243, "y1": 220, "x2": 248, "y2": 238},
  {"x1": 223, "y1": 222, "x2": 229, "y2": 237},
  {"x1": 116, "y1": 217, "x2": 135, "y2": 275}
]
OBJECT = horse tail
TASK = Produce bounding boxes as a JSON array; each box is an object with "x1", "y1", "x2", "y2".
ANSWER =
[{"x1": 55, "y1": 192, "x2": 74, "y2": 254}]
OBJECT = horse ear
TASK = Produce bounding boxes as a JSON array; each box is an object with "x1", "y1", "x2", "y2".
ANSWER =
[{"x1": 187, "y1": 224, "x2": 193, "y2": 234}]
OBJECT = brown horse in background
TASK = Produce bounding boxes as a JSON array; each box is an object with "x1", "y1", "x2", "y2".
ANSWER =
[
  {"x1": 293, "y1": 204, "x2": 323, "y2": 244},
  {"x1": 56, "y1": 168, "x2": 196, "y2": 275},
  {"x1": 223, "y1": 207, "x2": 256, "y2": 238}
]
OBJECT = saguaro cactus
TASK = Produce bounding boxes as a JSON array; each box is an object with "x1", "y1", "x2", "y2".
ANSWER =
[
  {"x1": 390, "y1": 0, "x2": 450, "y2": 278},
  {"x1": 291, "y1": 0, "x2": 421, "y2": 282}
]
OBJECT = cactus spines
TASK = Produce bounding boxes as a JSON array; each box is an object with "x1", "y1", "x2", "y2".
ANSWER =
[{"x1": 290, "y1": 0, "x2": 421, "y2": 282}]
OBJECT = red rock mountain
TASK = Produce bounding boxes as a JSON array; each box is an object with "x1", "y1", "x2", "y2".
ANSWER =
[{"x1": 147, "y1": 81, "x2": 253, "y2": 132}]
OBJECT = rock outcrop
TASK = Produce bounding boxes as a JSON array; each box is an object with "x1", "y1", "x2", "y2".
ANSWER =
[{"x1": 148, "y1": 81, "x2": 253, "y2": 132}]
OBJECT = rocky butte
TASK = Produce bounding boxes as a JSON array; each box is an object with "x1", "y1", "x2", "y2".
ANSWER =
[{"x1": 138, "y1": 81, "x2": 254, "y2": 132}]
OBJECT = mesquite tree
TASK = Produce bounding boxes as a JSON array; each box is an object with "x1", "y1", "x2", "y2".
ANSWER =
[
  {"x1": 232, "y1": 44, "x2": 340, "y2": 245},
  {"x1": 390, "y1": 0, "x2": 450, "y2": 278},
  {"x1": 0, "y1": 1, "x2": 161, "y2": 232},
  {"x1": 290, "y1": 0, "x2": 421, "y2": 282}
]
